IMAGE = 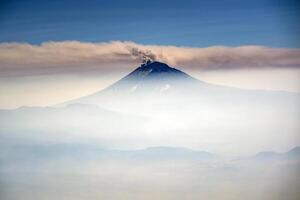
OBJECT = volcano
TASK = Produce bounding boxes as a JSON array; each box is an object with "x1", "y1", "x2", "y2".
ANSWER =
[
  {"x1": 68, "y1": 60, "x2": 210, "y2": 107},
  {"x1": 102, "y1": 60, "x2": 199, "y2": 93}
]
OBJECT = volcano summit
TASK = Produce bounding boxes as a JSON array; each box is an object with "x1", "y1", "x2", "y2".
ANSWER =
[{"x1": 103, "y1": 60, "x2": 198, "y2": 93}]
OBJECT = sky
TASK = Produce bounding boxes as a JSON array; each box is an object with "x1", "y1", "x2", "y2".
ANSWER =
[
  {"x1": 0, "y1": 0, "x2": 299, "y2": 47},
  {"x1": 0, "y1": 0, "x2": 299, "y2": 108}
]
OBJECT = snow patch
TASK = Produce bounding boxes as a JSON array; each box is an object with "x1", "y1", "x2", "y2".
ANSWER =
[
  {"x1": 129, "y1": 85, "x2": 138, "y2": 93},
  {"x1": 160, "y1": 84, "x2": 171, "y2": 92}
]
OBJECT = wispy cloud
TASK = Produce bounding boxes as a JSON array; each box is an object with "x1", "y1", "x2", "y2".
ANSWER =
[{"x1": 0, "y1": 41, "x2": 300, "y2": 76}]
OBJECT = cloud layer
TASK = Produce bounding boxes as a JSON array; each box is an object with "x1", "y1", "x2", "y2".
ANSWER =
[{"x1": 0, "y1": 41, "x2": 300, "y2": 76}]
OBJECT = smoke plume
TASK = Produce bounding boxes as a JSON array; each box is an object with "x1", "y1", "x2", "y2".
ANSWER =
[{"x1": 128, "y1": 46, "x2": 157, "y2": 63}]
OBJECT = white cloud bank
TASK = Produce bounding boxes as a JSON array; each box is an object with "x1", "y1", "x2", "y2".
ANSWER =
[{"x1": 0, "y1": 41, "x2": 300, "y2": 76}]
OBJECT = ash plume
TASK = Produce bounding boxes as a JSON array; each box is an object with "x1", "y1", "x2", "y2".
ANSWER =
[{"x1": 128, "y1": 47, "x2": 157, "y2": 63}]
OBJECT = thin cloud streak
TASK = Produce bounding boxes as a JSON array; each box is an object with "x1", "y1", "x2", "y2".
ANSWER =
[{"x1": 0, "y1": 41, "x2": 300, "y2": 77}]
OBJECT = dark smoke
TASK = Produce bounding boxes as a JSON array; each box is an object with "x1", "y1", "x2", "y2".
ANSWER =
[{"x1": 128, "y1": 47, "x2": 157, "y2": 63}]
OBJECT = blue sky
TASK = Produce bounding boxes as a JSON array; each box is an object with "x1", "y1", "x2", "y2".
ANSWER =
[{"x1": 0, "y1": 0, "x2": 299, "y2": 47}]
